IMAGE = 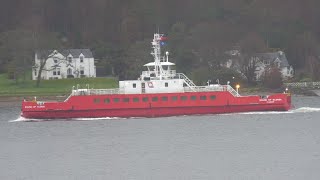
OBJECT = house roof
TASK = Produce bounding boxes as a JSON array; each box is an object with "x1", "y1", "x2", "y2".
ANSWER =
[
  {"x1": 61, "y1": 49, "x2": 93, "y2": 58},
  {"x1": 255, "y1": 51, "x2": 289, "y2": 67},
  {"x1": 36, "y1": 49, "x2": 93, "y2": 59}
]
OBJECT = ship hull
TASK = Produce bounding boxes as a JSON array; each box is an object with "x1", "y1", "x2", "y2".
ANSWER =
[
  {"x1": 21, "y1": 91, "x2": 291, "y2": 119},
  {"x1": 22, "y1": 104, "x2": 290, "y2": 119}
]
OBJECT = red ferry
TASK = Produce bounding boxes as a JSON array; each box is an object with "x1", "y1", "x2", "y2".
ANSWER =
[{"x1": 21, "y1": 33, "x2": 292, "y2": 119}]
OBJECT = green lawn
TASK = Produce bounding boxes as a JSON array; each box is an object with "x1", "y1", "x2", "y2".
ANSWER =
[{"x1": 0, "y1": 74, "x2": 118, "y2": 96}]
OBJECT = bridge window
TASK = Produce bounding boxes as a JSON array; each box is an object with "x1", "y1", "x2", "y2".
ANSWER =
[
  {"x1": 142, "y1": 97, "x2": 149, "y2": 102},
  {"x1": 113, "y1": 98, "x2": 120, "y2": 103},
  {"x1": 133, "y1": 97, "x2": 139, "y2": 102},
  {"x1": 161, "y1": 96, "x2": 168, "y2": 101},
  {"x1": 190, "y1": 96, "x2": 197, "y2": 100},
  {"x1": 133, "y1": 83, "x2": 136, "y2": 88},
  {"x1": 94, "y1": 98, "x2": 100, "y2": 103},
  {"x1": 123, "y1": 98, "x2": 130, "y2": 102},
  {"x1": 104, "y1": 98, "x2": 110, "y2": 103},
  {"x1": 200, "y1": 96, "x2": 207, "y2": 100},
  {"x1": 210, "y1": 95, "x2": 216, "y2": 100},
  {"x1": 180, "y1": 96, "x2": 187, "y2": 101},
  {"x1": 152, "y1": 97, "x2": 158, "y2": 102},
  {"x1": 171, "y1": 96, "x2": 178, "y2": 101},
  {"x1": 165, "y1": 82, "x2": 168, "y2": 87}
]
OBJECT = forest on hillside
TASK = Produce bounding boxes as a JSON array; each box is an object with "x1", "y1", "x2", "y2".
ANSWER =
[{"x1": 1, "y1": 0, "x2": 320, "y2": 85}]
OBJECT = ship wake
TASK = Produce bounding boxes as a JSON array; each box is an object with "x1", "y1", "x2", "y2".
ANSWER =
[
  {"x1": 234, "y1": 107, "x2": 320, "y2": 115},
  {"x1": 9, "y1": 116, "x2": 131, "y2": 122}
]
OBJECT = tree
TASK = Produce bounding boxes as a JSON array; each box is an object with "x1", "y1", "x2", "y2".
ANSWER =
[
  {"x1": 239, "y1": 32, "x2": 267, "y2": 84},
  {"x1": 262, "y1": 66, "x2": 283, "y2": 89},
  {"x1": 32, "y1": 32, "x2": 63, "y2": 87},
  {"x1": 287, "y1": 32, "x2": 320, "y2": 80},
  {"x1": 117, "y1": 38, "x2": 152, "y2": 80},
  {"x1": 0, "y1": 30, "x2": 34, "y2": 83}
]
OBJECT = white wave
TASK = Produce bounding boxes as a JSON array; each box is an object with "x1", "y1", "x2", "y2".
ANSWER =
[
  {"x1": 9, "y1": 116, "x2": 131, "y2": 122},
  {"x1": 73, "y1": 117, "x2": 126, "y2": 121},
  {"x1": 8, "y1": 116, "x2": 45, "y2": 122},
  {"x1": 292, "y1": 107, "x2": 320, "y2": 113},
  {"x1": 223, "y1": 107, "x2": 320, "y2": 116}
]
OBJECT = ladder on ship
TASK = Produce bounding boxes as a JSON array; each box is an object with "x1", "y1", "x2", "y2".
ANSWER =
[
  {"x1": 177, "y1": 73, "x2": 196, "y2": 89},
  {"x1": 226, "y1": 85, "x2": 240, "y2": 97}
]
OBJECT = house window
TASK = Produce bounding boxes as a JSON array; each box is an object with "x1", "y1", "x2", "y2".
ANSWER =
[
  {"x1": 67, "y1": 68, "x2": 72, "y2": 75},
  {"x1": 80, "y1": 67, "x2": 84, "y2": 75},
  {"x1": 34, "y1": 70, "x2": 37, "y2": 76},
  {"x1": 190, "y1": 96, "x2": 197, "y2": 100},
  {"x1": 165, "y1": 82, "x2": 168, "y2": 87},
  {"x1": 53, "y1": 58, "x2": 58, "y2": 64},
  {"x1": 57, "y1": 68, "x2": 60, "y2": 75},
  {"x1": 68, "y1": 56, "x2": 72, "y2": 63},
  {"x1": 133, "y1": 83, "x2": 136, "y2": 88},
  {"x1": 53, "y1": 71, "x2": 56, "y2": 75},
  {"x1": 80, "y1": 56, "x2": 84, "y2": 63},
  {"x1": 113, "y1": 98, "x2": 120, "y2": 103},
  {"x1": 152, "y1": 97, "x2": 158, "y2": 102}
]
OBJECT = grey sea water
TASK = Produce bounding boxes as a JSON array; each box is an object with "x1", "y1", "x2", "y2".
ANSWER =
[{"x1": 1, "y1": 96, "x2": 320, "y2": 180}]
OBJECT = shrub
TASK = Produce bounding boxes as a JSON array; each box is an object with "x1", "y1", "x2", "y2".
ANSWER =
[{"x1": 262, "y1": 66, "x2": 283, "y2": 89}]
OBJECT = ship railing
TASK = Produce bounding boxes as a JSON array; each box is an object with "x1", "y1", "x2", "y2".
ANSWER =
[
  {"x1": 70, "y1": 88, "x2": 120, "y2": 96},
  {"x1": 88, "y1": 88, "x2": 120, "y2": 95},
  {"x1": 141, "y1": 70, "x2": 177, "y2": 79},
  {"x1": 183, "y1": 85, "x2": 240, "y2": 96},
  {"x1": 176, "y1": 73, "x2": 196, "y2": 90}
]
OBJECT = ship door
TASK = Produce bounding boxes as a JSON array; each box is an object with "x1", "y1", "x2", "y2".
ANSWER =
[{"x1": 141, "y1": 82, "x2": 146, "y2": 93}]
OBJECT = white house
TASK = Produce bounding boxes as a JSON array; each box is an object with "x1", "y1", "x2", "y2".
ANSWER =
[
  {"x1": 253, "y1": 51, "x2": 294, "y2": 81},
  {"x1": 32, "y1": 49, "x2": 96, "y2": 80},
  {"x1": 223, "y1": 50, "x2": 294, "y2": 81}
]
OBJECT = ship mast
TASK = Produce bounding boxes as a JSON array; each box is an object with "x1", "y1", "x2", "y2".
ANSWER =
[{"x1": 151, "y1": 33, "x2": 164, "y2": 80}]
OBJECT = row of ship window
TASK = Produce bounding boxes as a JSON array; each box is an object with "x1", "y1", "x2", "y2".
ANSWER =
[{"x1": 93, "y1": 95, "x2": 216, "y2": 103}]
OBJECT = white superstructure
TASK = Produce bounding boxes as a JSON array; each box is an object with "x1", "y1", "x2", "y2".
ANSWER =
[
  {"x1": 70, "y1": 33, "x2": 240, "y2": 97},
  {"x1": 119, "y1": 33, "x2": 195, "y2": 94}
]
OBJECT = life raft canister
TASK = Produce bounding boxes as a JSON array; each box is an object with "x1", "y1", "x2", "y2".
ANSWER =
[{"x1": 147, "y1": 82, "x2": 154, "y2": 88}]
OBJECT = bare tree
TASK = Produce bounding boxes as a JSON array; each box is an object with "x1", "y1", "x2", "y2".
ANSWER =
[
  {"x1": 239, "y1": 32, "x2": 267, "y2": 84},
  {"x1": 31, "y1": 31, "x2": 63, "y2": 87},
  {"x1": 34, "y1": 50, "x2": 66, "y2": 87}
]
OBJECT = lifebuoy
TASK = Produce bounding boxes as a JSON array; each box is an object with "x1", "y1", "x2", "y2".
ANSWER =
[{"x1": 147, "y1": 82, "x2": 154, "y2": 88}]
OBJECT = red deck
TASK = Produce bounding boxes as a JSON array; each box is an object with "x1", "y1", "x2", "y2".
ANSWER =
[{"x1": 21, "y1": 91, "x2": 292, "y2": 119}]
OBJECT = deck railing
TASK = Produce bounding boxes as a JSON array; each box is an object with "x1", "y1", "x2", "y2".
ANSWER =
[
  {"x1": 184, "y1": 85, "x2": 239, "y2": 96},
  {"x1": 68, "y1": 85, "x2": 240, "y2": 97}
]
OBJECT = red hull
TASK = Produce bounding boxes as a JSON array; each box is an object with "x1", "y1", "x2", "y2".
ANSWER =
[{"x1": 21, "y1": 91, "x2": 291, "y2": 119}]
